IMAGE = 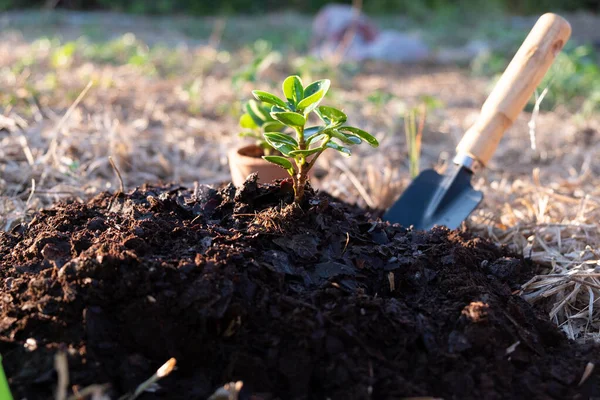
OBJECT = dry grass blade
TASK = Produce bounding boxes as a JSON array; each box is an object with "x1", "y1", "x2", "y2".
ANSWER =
[
  {"x1": 16, "y1": 131, "x2": 35, "y2": 166},
  {"x1": 505, "y1": 340, "x2": 521, "y2": 355},
  {"x1": 25, "y1": 178, "x2": 36, "y2": 207},
  {"x1": 108, "y1": 156, "x2": 125, "y2": 193},
  {"x1": 528, "y1": 86, "x2": 549, "y2": 152},
  {"x1": 470, "y1": 160, "x2": 600, "y2": 341},
  {"x1": 115, "y1": 358, "x2": 176, "y2": 400},
  {"x1": 45, "y1": 81, "x2": 94, "y2": 166},
  {"x1": 208, "y1": 381, "x2": 244, "y2": 400},
  {"x1": 333, "y1": 159, "x2": 376, "y2": 208}
]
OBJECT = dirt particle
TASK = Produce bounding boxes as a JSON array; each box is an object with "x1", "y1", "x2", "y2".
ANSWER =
[
  {"x1": 41, "y1": 242, "x2": 69, "y2": 261},
  {"x1": 462, "y1": 301, "x2": 490, "y2": 323},
  {"x1": 87, "y1": 217, "x2": 107, "y2": 231}
]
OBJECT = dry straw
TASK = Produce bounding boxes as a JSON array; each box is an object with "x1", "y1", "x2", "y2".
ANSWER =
[{"x1": 469, "y1": 164, "x2": 600, "y2": 342}]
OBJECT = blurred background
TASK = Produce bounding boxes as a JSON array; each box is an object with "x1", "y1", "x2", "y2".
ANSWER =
[{"x1": 1, "y1": 0, "x2": 599, "y2": 15}]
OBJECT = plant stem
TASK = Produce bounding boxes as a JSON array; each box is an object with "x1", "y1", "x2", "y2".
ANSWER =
[
  {"x1": 293, "y1": 126, "x2": 307, "y2": 202},
  {"x1": 297, "y1": 126, "x2": 305, "y2": 150},
  {"x1": 291, "y1": 169, "x2": 299, "y2": 192},
  {"x1": 295, "y1": 163, "x2": 307, "y2": 203},
  {"x1": 294, "y1": 140, "x2": 329, "y2": 203}
]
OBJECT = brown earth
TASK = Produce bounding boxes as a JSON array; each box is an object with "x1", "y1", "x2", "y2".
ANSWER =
[{"x1": 1, "y1": 175, "x2": 599, "y2": 400}]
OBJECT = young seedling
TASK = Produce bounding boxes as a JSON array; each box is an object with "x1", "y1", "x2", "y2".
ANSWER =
[
  {"x1": 403, "y1": 96, "x2": 442, "y2": 178},
  {"x1": 252, "y1": 75, "x2": 379, "y2": 203},
  {"x1": 404, "y1": 105, "x2": 425, "y2": 179},
  {"x1": 238, "y1": 99, "x2": 287, "y2": 156}
]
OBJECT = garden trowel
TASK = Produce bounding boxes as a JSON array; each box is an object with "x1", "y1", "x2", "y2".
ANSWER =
[{"x1": 384, "y1": 13, "x2": 571, "y2": 230}]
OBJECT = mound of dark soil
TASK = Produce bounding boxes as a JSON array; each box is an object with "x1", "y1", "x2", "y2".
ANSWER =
[{"x1": 1, "y1": 175, "x2": 599, "y2": 400}]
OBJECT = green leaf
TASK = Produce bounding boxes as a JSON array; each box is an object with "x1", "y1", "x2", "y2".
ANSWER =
[
  {"x1": 263, "y1": 134, "x2": 295, "y2": 156},
  {"x1": 270, "y1": 111, "x2": 306, "y2": 128},
  {"x1": 270, "y1": 105, "x2": 286, "y2": 113},
  {"x1": 331, "y1": 129, "x2": 362, "y2": 145},
  {"x1": 245, "y1": 100, "x2": 270, "y2": 125},
  {"x1": 297, "y1": 79, "x2": 330, "y2": 113},
  {"x1": 282, "y1": 75, "x2": 304, "y2": 105},
  {"x1": 252, "y1": 90, "x2": 288, "y2": 109},
  {"x1": 306, "y1": 133, "x2": 328, "y2": 145},
  {"x1": 345, "y1": 135, "x2": 362, "y2": 145},
  {"x1": 262, "y1": 121, "x2": 286, "y2": 132},
  {"x1": 271, "y1": 143, "x2": 295, "y2": 156},
  {"x1": 289, "y1": 147, "x2": 322, "y2": 157},
  {"x1": 263, "y1": 156, "x2": 293, "y2": 169},
  {"x1": 304, "y1": 126, "x2": 324, "y2": 139},
  {"x1": 317, "y1": 106, "x2": 347, "y2": 126},
  {"x1": 326, "y1": 141, "x2": 352, "y2": 157},
  {"x1": 338, "y1": 127, "x2": 379, "y2": 147},
  {"x1": 264, "y1": 132, "x2": 299, "y2": 147},
  {"x1": 239, "y1": 113, "x2": 258, "y2": 129},
  {"x1": 305, "y1": 126, "x2": 327, "y2": 144}
]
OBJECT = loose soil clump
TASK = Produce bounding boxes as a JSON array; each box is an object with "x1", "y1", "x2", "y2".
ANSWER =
[{"x1": 1, "y1": 175, "x2": 599, "y2": 399}]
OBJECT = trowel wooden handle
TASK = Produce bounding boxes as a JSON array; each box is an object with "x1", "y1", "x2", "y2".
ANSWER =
[{"x1": 456, "y1": 13, "x2": 571, "y2": 166}]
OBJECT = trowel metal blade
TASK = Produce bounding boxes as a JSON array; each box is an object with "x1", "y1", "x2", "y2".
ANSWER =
[{"x1": 383, "y1": 166, "x2": 483, "y2": 230}]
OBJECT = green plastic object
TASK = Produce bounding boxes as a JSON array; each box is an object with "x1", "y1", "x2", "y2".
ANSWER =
[{"x1": 0, "y1": 355, "x2": 13, "y2": 400}]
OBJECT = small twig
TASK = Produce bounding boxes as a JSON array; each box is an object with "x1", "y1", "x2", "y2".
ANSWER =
[
  {"x1": 193, "y1": 181, "x2": 200, "y2": 200},
  {"x1": 387, "y1": 272, "x2": 395, "y2": 291},
  {"x1": 106, "y1": 156, "x2": 125, "y2": 212},
  {"x1": 342, "y1": 232, "x2": 350, "y2": 255},
  {"x1": 108, "y1": 156, "x2": 125, "y2": 194},
  {"x1": 578, "y1": 362, "x2": 595, "y2": 386},
  {"x1": 191, "y1": 215, "x2": 203, "y2": 224},
  {"x1": 54, "y1": 351, "x2": 69, "y2": 400},
  {"x1": 570, "y1": 277, "x2": 600, "y2": 291}
]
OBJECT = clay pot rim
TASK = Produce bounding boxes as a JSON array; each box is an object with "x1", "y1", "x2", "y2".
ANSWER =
[
  {"x1": 235, "y1": 143, "x2": 265, "y2": 158},
  {"x1": 228, "y1": 144, "x2": 273, "y2": 167}
]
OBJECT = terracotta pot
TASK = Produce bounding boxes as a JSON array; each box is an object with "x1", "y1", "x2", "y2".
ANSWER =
[{"x1": 228, "y1": 144, "x2": 292, "y2": 187}]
